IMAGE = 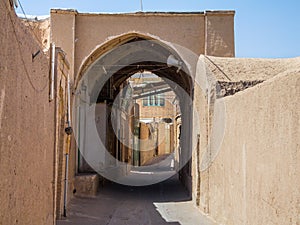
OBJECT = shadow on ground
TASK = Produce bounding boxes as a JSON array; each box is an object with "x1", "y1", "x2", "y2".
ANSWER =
[{"x1": 57, "y1": 175, "x2": 215, "y2": 225}]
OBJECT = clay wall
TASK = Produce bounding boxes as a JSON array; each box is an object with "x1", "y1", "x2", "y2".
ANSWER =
[{"x1": 0, "y1": 2, "x2": 55, "y2": 224}]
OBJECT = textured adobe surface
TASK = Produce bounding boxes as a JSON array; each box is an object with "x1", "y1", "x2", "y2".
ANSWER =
[
  {"x1": 0, "y1": 2, "x2": 55, "y2": 225},
  {"x1": 196, "y1": 57, "x2": 300, "y2": 224}
]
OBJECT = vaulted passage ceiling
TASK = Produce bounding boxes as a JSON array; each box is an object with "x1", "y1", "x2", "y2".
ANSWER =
[{"x1": 81, "y1": 36, "x2": 194, "y2": 104}]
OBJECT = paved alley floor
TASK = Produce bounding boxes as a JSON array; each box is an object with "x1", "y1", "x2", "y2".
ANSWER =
[{"x1": 57, "y1": 175, "x2": 216, "y2": 225}]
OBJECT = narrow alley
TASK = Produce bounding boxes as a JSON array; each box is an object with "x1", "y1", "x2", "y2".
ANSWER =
[
  {"x1": 2, "y1": 2, "x2": 300, "y2": 224},
  {"x1": 57, "y1": 175, "x2": 216, "y2": 225}
]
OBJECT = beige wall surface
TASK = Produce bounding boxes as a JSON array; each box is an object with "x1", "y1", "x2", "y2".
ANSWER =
[
  {"x1": 139, "y1": 122, "x2": 156, "y2": 165},
  {"x1": 73, "y1": 13, "x2": 205, "y2": 77},
  {"x1": 202, "y1": 70, "x2": 300, "y2": 224},
  {"x1": 205, "y1": 12, "x2": 235, "y2": 57},
  {"x1": 50, "y1": 11, "x2": 76, "y2": 80},
  {"x1": 50, "y1": 10, "x2": 235, "y2": 82},
  {"x1": 0, "y1": 2, "x2": 55, "y2": 225}
]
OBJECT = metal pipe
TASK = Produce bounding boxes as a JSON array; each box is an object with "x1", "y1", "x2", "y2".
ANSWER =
[
  {"x1": 63, "y1": 72, "x2": 73, "y2": 217},
  {"x1": 63, "y1": 139, "x2": 69, "y2": 217},
  {"x1": 67, "y1": 73, "x2": 71, "y2": 127},
  {"x1": 77, "y1": 104, "x2": 81, "y2": 172},
  {"x1": 50, "y1": 43, "x2": 55, "y2": 101}
]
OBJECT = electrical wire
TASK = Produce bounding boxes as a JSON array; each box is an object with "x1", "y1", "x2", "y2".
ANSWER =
[
  {"x1": 2, "y1": 0, "x2": 49, "y2": 93},
  {"x1": 204, "y1": 55, "x2": 232, "y2": 81},
  {"x1": 17, "y1": 0, "x2": 50, "y2": 51}
]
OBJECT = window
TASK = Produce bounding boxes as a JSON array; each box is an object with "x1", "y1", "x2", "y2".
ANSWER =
[{"x1": 143, "y1": 94, "x2": 165, "y2": 106}]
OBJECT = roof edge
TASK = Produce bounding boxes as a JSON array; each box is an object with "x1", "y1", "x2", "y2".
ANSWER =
[{"x1": 50, "y1": 9, "x2": 235, "y2": 16}]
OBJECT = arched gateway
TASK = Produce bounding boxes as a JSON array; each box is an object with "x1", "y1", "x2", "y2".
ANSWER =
[
  {"x1": 73, "y1": 33, "x2": 195, "y2": 186},
  {"x1": 49, "y1": 9, "x2": 234, "y2": 217}
]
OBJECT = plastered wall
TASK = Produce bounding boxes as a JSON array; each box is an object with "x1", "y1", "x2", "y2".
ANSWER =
[
  {"x1": 205, "y1": 11, "x2": 235, "y2": 57},
  {"x1": 0, "y1": 2, "x2": 55, "y2": 225},
  {"x1": 50, "y1": 10, "x2": 235, "y2": 81},
  {"x1": 200, "y1": 70, "x2": 300, "y2": 224}
]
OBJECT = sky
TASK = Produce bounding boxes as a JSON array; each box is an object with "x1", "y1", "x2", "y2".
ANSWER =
[{"x1": 16, "y1": 0, "x2": 300, "y2": 58}]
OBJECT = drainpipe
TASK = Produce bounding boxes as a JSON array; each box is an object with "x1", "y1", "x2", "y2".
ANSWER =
[
  {"x1": 63, "y1": 73, "x2": 73, "y2": 217},
  {"x1": 50, "y1": 43, "x2": 55, "y2": 101},
  {"x1": 51, "y1": 42, "x2": 57, "y2": 223},
  {"x1": 63, "y1": 144, "x2": 69, "y2": 217},
  {"x1": 67, "y1": 73, "x2": 72, "y2": 127}
]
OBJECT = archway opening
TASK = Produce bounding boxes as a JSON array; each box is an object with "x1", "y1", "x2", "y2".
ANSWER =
[
  {"x1": 74, "y1": 35, "x2": 194, "y2": 189},
  {"x1": 105, "y1": 71, "x2": 181, "y2": 169}
]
